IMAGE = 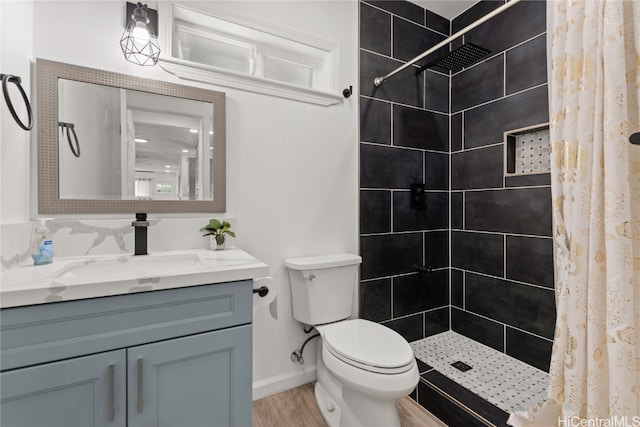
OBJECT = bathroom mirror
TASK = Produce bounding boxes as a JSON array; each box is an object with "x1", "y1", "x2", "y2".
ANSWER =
[{"x1": 36, "y1": 58, "x2": 226, "y2": 214}]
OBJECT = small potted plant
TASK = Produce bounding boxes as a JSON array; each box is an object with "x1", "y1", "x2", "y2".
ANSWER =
[{"x1": 200, "y1": 219, "x2": 235, "y2": 250}]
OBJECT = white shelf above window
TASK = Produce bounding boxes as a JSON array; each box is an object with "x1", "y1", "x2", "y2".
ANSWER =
[{"x1": 157, "y1": 3, "x2": 343, "y2": 106}]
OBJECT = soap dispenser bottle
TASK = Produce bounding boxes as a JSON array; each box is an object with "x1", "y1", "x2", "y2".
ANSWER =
[{"x1": 31, "y1": 219, "x2": 55, "y2": 265}]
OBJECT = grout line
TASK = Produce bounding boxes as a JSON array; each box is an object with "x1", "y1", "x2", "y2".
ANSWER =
[
  {"x1": 360, "y1": 140, "x2": 448, "y2": 154},
  {"x1": 453, "y1": 305, "x2": 554, "y2": 343},
  {"x1": 456, "y1": 267, "x2": 555, "y2": 291},
  {"x1": 361, "y1": 229, "x2": 449, "y2": 237},
  {"x1": 390, "y1": 276, "x2": 394, "y2": 319},
  {"x1": 359, "y1": 94, "x2": 449, "y2": 115},
  {"x1": 504, "y1": 324, "x2": 508, "y2": 352},
  {"x1": 503, "y1": 234, "x2": 507, "y2": 279},
  {"x1": 390, "y1": 190, "x2": 394, "y2": 232},
  {"x1": 462, "y1": 270, "x2": 466, "y2": 310},
  {"x1": 452, "y1": 82, "x2": 548, "y2": 115},
  {"x1": 503, "y1": 324, "x2": 507, "y2": 352}
]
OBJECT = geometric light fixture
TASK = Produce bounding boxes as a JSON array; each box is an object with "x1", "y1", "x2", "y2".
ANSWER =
[{"x1": 120, "y1": 2, "x2": 160, "y2": 66}]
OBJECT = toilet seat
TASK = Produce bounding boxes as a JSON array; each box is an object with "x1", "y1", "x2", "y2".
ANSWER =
[{"x1": 317, "y1": 319, "x2": 415, "y2": 374}]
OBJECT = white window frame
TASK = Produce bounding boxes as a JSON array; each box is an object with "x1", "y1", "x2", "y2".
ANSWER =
[{"x1": 157, "y1": 3, "x2": 343, "y2": 106}]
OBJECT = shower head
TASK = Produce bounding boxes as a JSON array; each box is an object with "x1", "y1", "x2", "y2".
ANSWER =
[{"x1": 415, "y1": 42, "x2": 491, "y2": 75}]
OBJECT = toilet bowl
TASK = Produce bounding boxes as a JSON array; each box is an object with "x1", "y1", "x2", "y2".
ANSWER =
[{"x1": 284, "y1": 254, "x2": 419, "y2": 427}]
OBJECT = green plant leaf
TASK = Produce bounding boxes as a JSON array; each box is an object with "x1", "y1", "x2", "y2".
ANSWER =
[
  {"x1": 215, "y1": 234, "x2": 225, "y2": 245},
  {"x1": 226, "y1": 231, "x2": 236, "y2": 237},
  {"x1": 209, "y1": 219, "x2": 222, "y2": 229}
]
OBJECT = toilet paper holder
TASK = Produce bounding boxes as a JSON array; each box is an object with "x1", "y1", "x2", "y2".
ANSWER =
[{"x1": 253, "y1": 286, "x2": 269, "y2": 297}]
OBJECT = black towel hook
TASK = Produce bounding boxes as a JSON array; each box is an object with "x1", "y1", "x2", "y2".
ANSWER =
[
  {"x1": 59, "y1": 122, "x2": 81, "y2": 158},
  {"x1": 1, "y1": 74, "x2": 33, "y2": 131}
]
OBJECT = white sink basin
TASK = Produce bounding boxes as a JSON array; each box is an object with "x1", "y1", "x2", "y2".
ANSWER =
[{"x1": 53, "y1": 252, "x2": 202, "y2": 285}]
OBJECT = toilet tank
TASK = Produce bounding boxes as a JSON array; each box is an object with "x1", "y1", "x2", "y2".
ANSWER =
[{"x1": 284, "y1": 253, "x2": 362, "y2": 325}]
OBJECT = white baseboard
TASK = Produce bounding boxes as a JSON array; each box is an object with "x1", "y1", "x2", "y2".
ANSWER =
[{"x1": 252, "y1": 365, "x2": 317, "y2": 401}]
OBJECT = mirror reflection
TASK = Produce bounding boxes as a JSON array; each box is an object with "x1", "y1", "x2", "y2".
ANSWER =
[
  {"x1": 36, "y1": 58, "x2": 226, "y2": 215},
  {"x1": 58, "y1": 80, "x2": 214, "y2": 201}
]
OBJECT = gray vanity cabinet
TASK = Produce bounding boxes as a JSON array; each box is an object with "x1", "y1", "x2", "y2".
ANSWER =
[
  {"x1": 128, "y1": 326, "x2": 251, "y2": 427},
  {"x1": 1, "y1": 350, "x2": 127, "y2": 427},
  {"x1": 0, "y1": 281, "x2": 253, "y2": 427}
]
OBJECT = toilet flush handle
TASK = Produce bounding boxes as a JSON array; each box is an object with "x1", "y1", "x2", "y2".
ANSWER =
[{"x1": 308, "y1": 273, "x2": 316, "y2": 282}]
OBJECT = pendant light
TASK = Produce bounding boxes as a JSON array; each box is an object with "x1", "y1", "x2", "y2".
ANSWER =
[{"x1": 120, "y1": 2, "x2": 160, "y2": 66}]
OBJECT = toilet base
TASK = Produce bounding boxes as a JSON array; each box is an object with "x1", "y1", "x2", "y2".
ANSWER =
[
  {"x1": 314, "y1": 343, "x2": 403, "y2": 427},
  {"x1": 314, "y1": 379, "x2": 402, "y2": 427}
]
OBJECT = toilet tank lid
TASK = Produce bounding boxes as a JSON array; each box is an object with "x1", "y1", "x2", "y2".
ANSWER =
[{"x1": 284, "y1": 253, "x2": 362, "y2": 270}]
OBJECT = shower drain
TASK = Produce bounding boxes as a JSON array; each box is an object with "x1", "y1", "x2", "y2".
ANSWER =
[{"x1": 451, "y1": 361, "x2": 473, "y2": 372}]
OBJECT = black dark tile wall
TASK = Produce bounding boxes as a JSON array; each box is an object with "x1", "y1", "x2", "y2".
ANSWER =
[
  {"x1": 451, "y1": 54, "x2": 504, "y2": 113},
  {"x1": 393, "y1": 270, "x2": 449, "y2": 317},
  {"x1": 360, "y1": 97, "x2": 391, "y2": 144},
  {"x1": 451, "y1": 145, "x2": 504, "y2": 190},
  {"x1": 360, "y1": 143, "x2": 422, "y2": 188},
  {"x1": 464, "y1": 187, "x2": 552, "y2": 236},
  {"x1": 359, "y1": 0, "x2": 450, "y2": 345},
  {"x1": 360, "y1": 278, "x2": 391, "y2": 322},
  {"x1": 506, "y1": 235, "x2": 554, "y2": 288},
  {"x1": 383, "y1": 313, "x2": 424, "y2": 342},
  {"x1": 366, "y1": 0, "x2": 424, "y2": 25},
  {"x1": 425, "y1": 307, "x2": 449, "y2": 336},
  {"x1": 464, "y1": 85, "x2": 549, "y2": 148},
  {"x1": 465, "y1": 273, "x2": 556, "y2": 339},
  {"x1": 393, "y1": 17, "x2": 448, "y2": 66},
  {"x1": 360, "y1": 0, "x2": 555, "y2": 375},
  {"x1": 451, "y1": 231, "x2": 503, "y2": 276},
  {"x1": 464, "y1": 0, "x2": 546, "y2": 57},
  {"x1": 450, "y1": 0, "x2": 554, "y2": 371},
  {"x1": 393, "y1": 105, "x2": 448, "y2": 150},
  {"x1": 360, "y1": 233, "x2": 422, "y2": 279},
  {"x1": 451, "y1": 307, "x2": 504, "y2": 352},
  {"x1": 506, "y1": 34, "x2": 547, "y2": 95},
  {"x1": 424, "y1": 231, "x2": 448, "y2": 269},
  {"x1": 393, "y1": 191, "x2": 448, "y2": 231},
  {"x1": 506, "y1": 327, "x2": 554, "y2": 372},
  {"x1": 360, "y1": 190, "x2": 391, "y2": 234},
  {"x1": 360, "y1": 3, "x2": 391, "y2": 56},
  {"x1": 360, "y1": 50, "x2": 423, "y2": 107}
]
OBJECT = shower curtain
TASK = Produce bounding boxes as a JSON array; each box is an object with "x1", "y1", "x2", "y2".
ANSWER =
[{"x1": 508, "y1": 0, "x2": 640, "y2": 425}]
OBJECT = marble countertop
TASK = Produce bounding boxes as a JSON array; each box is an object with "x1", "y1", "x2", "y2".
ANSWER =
[{"x1": 0, "y1": 248, "x2": 269, "y2": 308}]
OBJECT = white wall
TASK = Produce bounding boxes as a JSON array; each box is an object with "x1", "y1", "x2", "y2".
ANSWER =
[
  {"x1": 1, "y1": 0, "x2": 33, "y2": 223},
  {"x1": 0, "y1": 0, "x2": 359, "y2": 399}
]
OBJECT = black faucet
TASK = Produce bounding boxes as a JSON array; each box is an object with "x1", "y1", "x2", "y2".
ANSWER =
[{"x1": 131, "y1": 213, "x2": 149, "y2": 256}]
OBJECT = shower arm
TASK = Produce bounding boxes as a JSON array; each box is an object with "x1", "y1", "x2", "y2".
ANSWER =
[{"x1": 373, "y1": 0, "x2": 523, "y2": 88}]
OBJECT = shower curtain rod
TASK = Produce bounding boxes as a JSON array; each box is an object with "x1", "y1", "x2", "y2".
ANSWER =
[{"x1": 373, "y1": 0, "x2": 523, "y2": 87}]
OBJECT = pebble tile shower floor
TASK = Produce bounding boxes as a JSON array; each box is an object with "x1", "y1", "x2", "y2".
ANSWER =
[{"x1": 411, "y1": 331, "x2": 548, "y2": 414}]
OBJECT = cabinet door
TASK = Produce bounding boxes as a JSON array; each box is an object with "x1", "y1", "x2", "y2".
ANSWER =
[
  {"x1": 128, "y1": 325, "x2": 251, "y2": 427},
  {"x1": 1, "y1": 350, "x2": 126, "y2": 427}
]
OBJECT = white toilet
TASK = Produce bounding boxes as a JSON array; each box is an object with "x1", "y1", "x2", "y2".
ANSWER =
[{"x1": 284, "y1": 253, "x2": 419, "y2": 427}]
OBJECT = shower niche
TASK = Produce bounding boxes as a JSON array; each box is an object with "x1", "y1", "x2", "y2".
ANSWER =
[{"x1": 504, "y1": 123, "x2": 551, "y2": 176}]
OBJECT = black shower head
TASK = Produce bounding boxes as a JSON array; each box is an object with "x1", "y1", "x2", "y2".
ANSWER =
[{"x1": 415, "y1": 42, "x2": 491, "y2": 75}]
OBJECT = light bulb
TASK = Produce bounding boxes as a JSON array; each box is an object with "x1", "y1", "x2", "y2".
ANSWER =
[{"x1": 131, "y1": 21, "x2": 150, "y2": 44}]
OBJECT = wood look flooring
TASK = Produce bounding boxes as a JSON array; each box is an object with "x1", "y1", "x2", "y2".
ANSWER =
[{"x1": 252, "y1": 382, "x2": 447, "y2": 427}]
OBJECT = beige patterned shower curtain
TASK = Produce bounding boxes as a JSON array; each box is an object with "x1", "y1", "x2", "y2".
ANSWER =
[{"x1": 508, "y1": 0, "x2": 640, "y2": 425}]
